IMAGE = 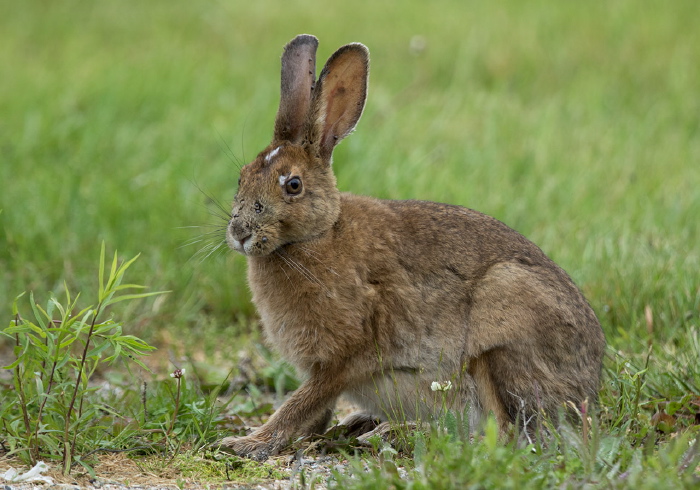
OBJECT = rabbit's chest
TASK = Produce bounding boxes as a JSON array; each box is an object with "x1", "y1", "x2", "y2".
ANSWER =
[
  {"x1": 247, "y1": 257, "x2": 372, "y2": 369},
  {"x1": 257, "y1": 294, "x2": 368, "y2": 370}
]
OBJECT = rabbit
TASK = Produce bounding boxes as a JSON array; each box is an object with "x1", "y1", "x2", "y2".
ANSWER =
[{"x1": 218, "y1": 34, "x2": 606, "y2": 460}]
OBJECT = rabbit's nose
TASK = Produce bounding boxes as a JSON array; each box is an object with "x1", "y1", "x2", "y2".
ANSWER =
[{"x1": 229, "y1": 220, "x2": 251, "y2": 241}]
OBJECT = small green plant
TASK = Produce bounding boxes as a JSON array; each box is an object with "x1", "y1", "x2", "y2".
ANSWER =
[{"x1": 1, "y1": 242, "x2": 166, "y2": 475}]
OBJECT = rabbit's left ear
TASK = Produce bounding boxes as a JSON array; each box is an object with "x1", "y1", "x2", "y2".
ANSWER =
[
  {"x1": 274, "y1": 34, "x2": 319, "y2": 144},
  {"x1": 307, "y1": 43, "x2": 369, "y2": 162}
]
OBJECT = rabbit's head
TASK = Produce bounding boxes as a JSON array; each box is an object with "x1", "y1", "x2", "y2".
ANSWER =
[{"x1": 227, "y1": 35, "x2": 369, "y2": 256}]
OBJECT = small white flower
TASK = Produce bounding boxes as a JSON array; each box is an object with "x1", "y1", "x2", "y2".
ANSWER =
[
  {"x1": 430, "y1": 380, "x2": 453, "y2": 392},
  {"x1": 170, "y1": 368, "x2": 186, "y2": 378}
]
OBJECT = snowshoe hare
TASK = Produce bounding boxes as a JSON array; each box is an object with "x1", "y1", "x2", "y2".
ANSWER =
[{"x1": 218, "y1": 34, "x2": 605, "y2": 460}]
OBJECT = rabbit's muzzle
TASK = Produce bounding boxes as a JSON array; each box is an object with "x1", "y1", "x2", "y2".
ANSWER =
[
  {"x1": 227, "y1": 207, "x2": 274, "y2": 256},
  {"x1": 226, "y1": 211, "x2": 256, "y2": 254}
]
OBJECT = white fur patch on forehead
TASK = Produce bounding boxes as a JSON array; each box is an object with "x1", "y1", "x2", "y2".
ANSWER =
[{"x1": 265, "y1": 146, "x2": 282, "y2": 164}]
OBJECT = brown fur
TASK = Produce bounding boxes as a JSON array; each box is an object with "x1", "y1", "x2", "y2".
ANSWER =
[{"x1": 218, "y1": 35, "x2": 605, "y2": 460}]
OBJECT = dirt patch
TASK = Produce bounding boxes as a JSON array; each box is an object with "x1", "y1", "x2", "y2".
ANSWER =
[{"x1": 1, "y1": 446, "x2": 372, "y2": 490}]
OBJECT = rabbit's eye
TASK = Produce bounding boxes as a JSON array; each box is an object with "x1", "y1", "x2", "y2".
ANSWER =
[{"x1": 285, "y1": 177, "x2": 303, "y2": 195}]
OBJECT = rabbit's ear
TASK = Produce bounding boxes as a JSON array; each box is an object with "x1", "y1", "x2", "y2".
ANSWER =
[
  {"x1": 274, "y1": 34, "x2": 319, "y2": 144},
  {"x1": 308, "y1": 43, "x2": 369, "y2": 162}
]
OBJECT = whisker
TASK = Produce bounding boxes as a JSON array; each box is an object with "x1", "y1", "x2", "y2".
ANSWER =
[
  {"x1": 206, "y1": 199, "x2": 232, "y2": 221},
  {"x1": 297, "y1": 245, "x2": 340, "y2": 277},
  {"x1": 189, "y1": 178, "x2": 233, "y2": 220},
  {"x1": 179, "y1": 227, "x2": 227, "y2": 242},
  {"x1": 179, "y1": 219, "x2": 228, "y2": 262},
  {"x1": 180, "y1": 234, "x2": 224, "y2": 250},
  {"x1": 241, "y1": 116, "x2": 249, "y2": 163},
  {"x1": 275, "y1": 249, "x2": 332, "y2": 296},
  {"x1": 274, "y1": 253, "x2": 293, "y2": 286},
  {"x1": 216, "y1": 129, "x2": 243, "y2": 171},
  {"x1": 190, "y1": 239, "x2": 229, "y2": 264},
  {"x1": 276, "y1": 252, "x2": 316, "y2": 292},
  {"x1": 177, "y1": 224, "x2": 227, "y2": 230},
  {"x1": 274, "y1": 252, "x2": 303, "y2": 292},
  {"x1": 180, "y1": 175, "x2": 234, "y2": 264},
  {"x1": 207, "y1": 210, "x2": 231, "y2": 223}
]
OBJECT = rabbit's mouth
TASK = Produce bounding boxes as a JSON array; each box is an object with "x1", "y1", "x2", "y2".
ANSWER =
[
  {"x1": 227, "y1": 232, "x2": 259, "y2": 256},
  {"x1": 226, "y1": 226, "x2": 280, "y2": 257},
  {"x1": 227, "y1": 233, "x2": 252, "y2": 255}
]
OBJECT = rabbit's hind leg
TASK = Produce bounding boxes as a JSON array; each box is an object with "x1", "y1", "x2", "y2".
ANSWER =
[
  {"x1": 465, "y1": 261, "x2": 601, "y2": 433},
  {"x1": 468, "y1": 355, "x2": 511, "y2": 435}
]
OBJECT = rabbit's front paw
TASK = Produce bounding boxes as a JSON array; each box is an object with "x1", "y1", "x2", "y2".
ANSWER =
[{"x1": 215, "y1": 435, "x2": 279, "y2": 461}]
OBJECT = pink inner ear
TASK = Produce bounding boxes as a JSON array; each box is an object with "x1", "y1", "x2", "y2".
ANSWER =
[{"x1": 315, "y1": 46, "x2": 368, "y2": 160}]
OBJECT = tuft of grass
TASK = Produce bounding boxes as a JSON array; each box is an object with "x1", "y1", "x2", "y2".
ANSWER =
[{"x1": 332, "y1": 413, "x2": 700, "y2": 489}]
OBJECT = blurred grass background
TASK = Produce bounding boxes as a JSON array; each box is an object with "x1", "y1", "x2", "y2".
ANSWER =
[{"x1": 1, "y1": 0, "x2": 698, "y2": 358}]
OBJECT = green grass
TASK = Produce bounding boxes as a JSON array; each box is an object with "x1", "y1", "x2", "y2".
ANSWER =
[{"x1": 1, "y1": 0, "x2": 699, "y2": 487}]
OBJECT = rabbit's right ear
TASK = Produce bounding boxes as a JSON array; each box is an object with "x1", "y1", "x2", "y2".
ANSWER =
[
  {"x1": 306, "y1": 43, "x2": 369, "y2": 163},
  {"x1": 274, "y1": 34, "x2": 319, "y2": 144}
]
